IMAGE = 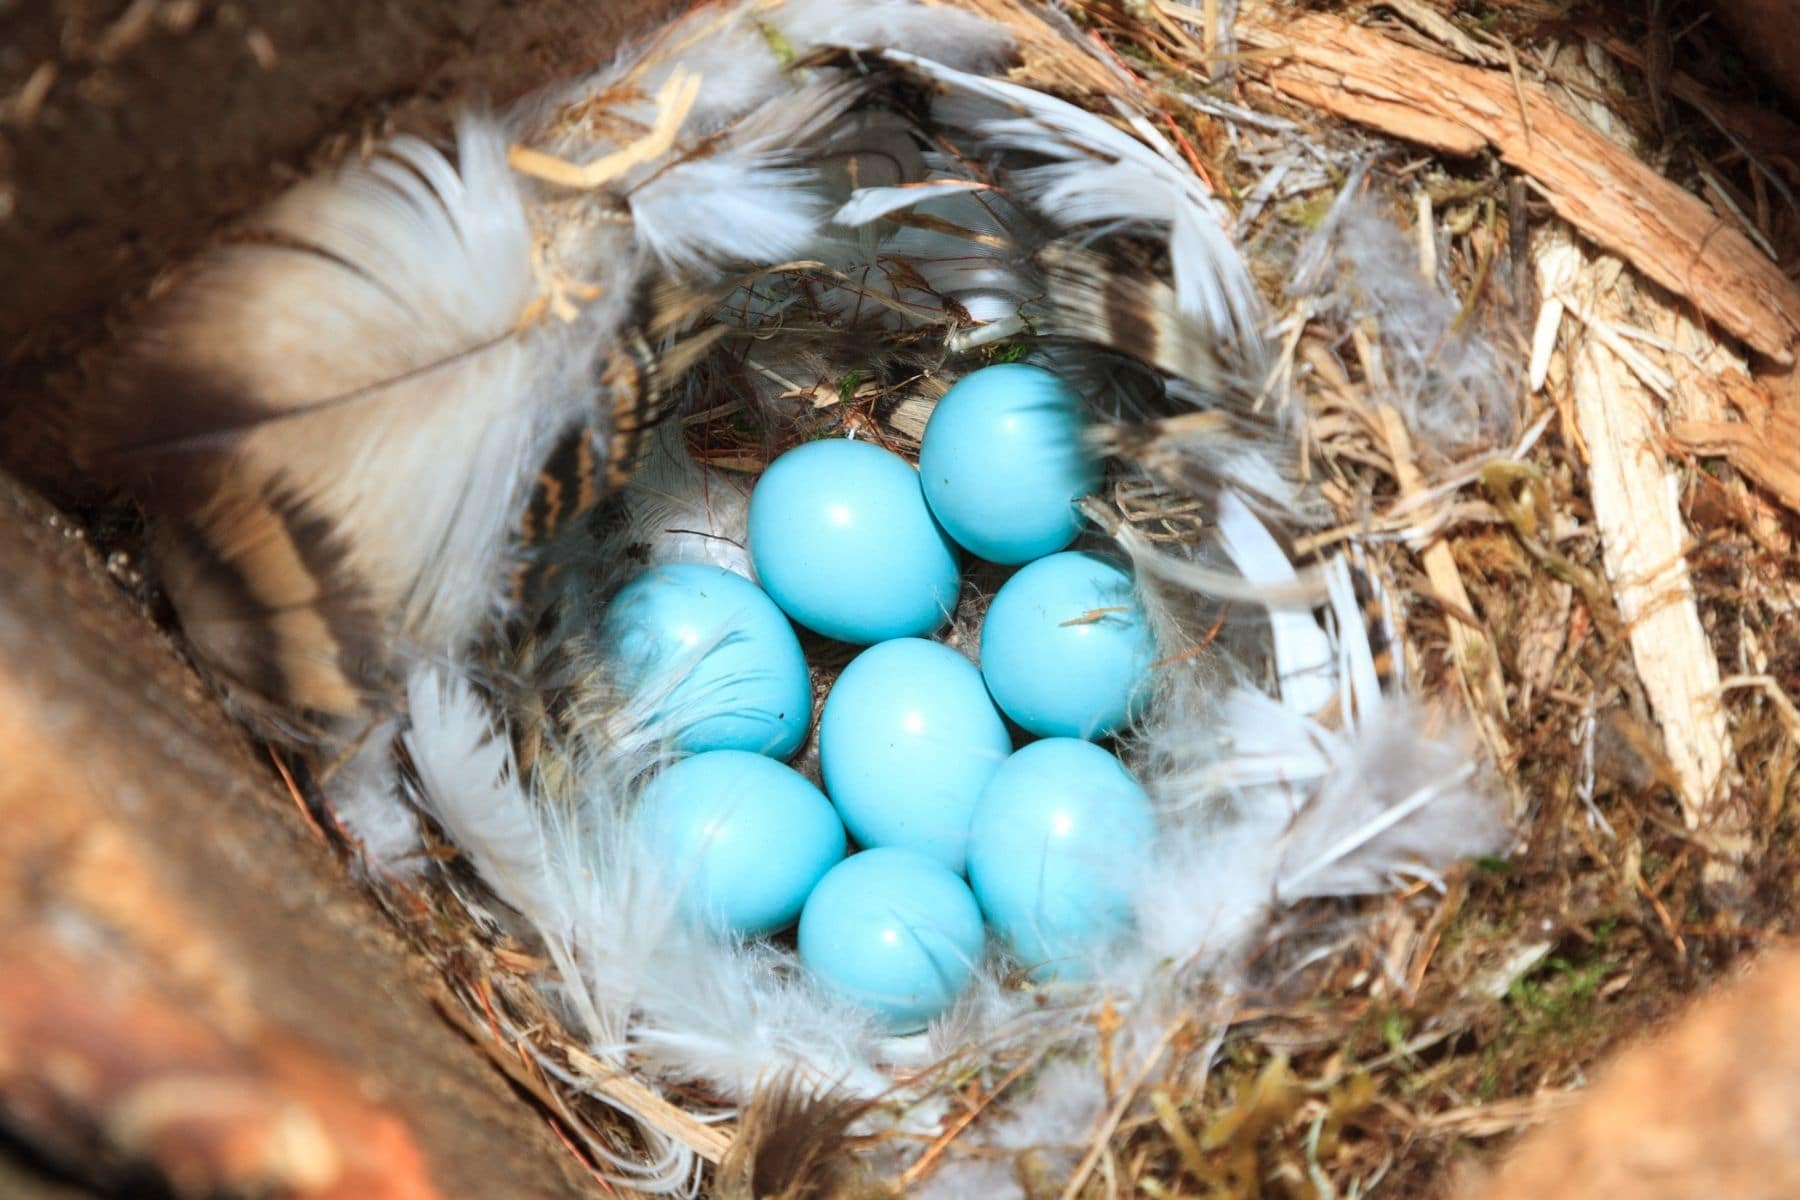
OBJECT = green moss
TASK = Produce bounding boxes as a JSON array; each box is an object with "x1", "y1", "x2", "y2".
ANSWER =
[
  {"x1": 1276, "y1": 193, "x2": 1334, "y2": 231},
  {"x1": 1503, "y1": 950, "x2": 1618, "y2": 1046},
  {"x1": 1381, "y1": 1008, "x2": 1410, "y2": 1057}
]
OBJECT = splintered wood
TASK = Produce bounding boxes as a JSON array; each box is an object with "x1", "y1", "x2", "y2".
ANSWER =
[
  {"x1": 1238, "y1": 6, "x2": 1800, "y2": 365},
  {"x1": 1534, "y1": 226, "x2": 1730, "y2": 830},
  {"x1": 1672, "y1": 371, "x2": 1800, "y2": 519}
]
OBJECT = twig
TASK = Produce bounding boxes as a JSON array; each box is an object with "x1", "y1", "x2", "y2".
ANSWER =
[
  {"x1": 1059, "y1": 1021, "x2": 1185, "y2": 1200},
  {"x1": 898, "y1": 1058, "x2": 1036, "y2": 1189},
  {"x1": 509, "y1": 68, "x2": 701, "y2": 189}
]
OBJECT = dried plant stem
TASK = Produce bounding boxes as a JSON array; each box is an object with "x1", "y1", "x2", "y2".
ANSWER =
[{"x1": 1372, "y1": 400, "x2": 1513, "y2": 768}]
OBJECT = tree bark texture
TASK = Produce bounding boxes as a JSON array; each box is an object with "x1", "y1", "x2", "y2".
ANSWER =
[
  {"x1": 0, "y1": 471, "x2": 597, "y2": 1198},
  {"x1": 1464, "y1": 947, "x2": 1800, "y2": 1200}
]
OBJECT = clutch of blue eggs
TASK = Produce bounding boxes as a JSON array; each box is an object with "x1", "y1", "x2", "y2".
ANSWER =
[{"x1": 611, "y1": 363, "x2": 1158, "y2": 1035}]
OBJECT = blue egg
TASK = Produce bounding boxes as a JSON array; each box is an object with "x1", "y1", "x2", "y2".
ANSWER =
[
  {"x1": 638, "y1": 751, "x2": 846, "y2": 936},
  {"x1": 966, "y1": 739, "x2": 1154, "y2": 975},
  {"x1": 819, "y1": 639, "x2": 1011, "y2": 874},
  {"x1": 919, "y1": 363, "x2": 1099, "y2": 564},
  {"x1": 798, "y1": 848, "x2": 986, "y2": 1033},
  {"x1": 599, "y1": 563, "x2": 812, "y2": 759},
  {"x1": 979, "y1": 551, "x2": 1154, "y2": 739},
  {"x1": 748, "y1": 439, "x2": 961, "y2": 644}
]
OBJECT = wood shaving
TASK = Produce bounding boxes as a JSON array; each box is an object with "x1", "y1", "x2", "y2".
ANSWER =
[{"x1": 1238, "y1": 4, "x2": 1800, "y2": 364}]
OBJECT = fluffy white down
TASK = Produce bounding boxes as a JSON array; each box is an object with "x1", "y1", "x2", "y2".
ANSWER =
[
  {"x1": 1291, "y1": 189, "x2": 1519, "y2": 454},
  {"x1": 178, "y1": 117, "x2": 586, "y2": 665},
  {"x1": 328, "y1": 720, "x2": 423, "y2": 875}
]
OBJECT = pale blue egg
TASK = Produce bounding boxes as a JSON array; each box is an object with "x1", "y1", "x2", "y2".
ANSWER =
[
  {"x1": 919, "y1": 363, "x2": 1099, "y2": 564},
  {"x1": 966, "y1": 739, "x2": 1154, "y2": 976},
  {"x1": 747, "y1": 439, "x2": 961, "y2": 644},
  {"x1": 600, "y1": 563, "x2": 812, "y2": 760},
  {"x1": 637, "y1": 750, "x2": 846, "y2": 936},
  {"x1": 979, "y1": 551, "x2": 1154, "y2": 739},
  {"x1": 798, "y1": 848, "x2": 986, "y2": 1032},
  {"x1": 819, "y1": 639, "x2": 1011, "y2": 874}
]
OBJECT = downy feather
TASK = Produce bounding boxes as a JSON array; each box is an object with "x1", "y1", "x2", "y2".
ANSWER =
[
  {"x1": 886, "y1": 50, "x2": 1264, "y2": 351},
  {"x1": 329, "y1": 720, "x2": 424, "y2": 875},
  {"x1": 1290, "y1": 187, "x2": 1519, "y2": 454},
  {"x1": 90, "y1": 117, "x2": 568, "y2": 719}
]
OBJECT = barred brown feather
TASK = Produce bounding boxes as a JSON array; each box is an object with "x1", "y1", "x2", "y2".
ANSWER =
[
  {"x1": 716, "y1": 1077, "x2": 873, "y2": 1200},
  {"x1": 1030, "y1": 242, "x2": 1223, "y2": 391}
]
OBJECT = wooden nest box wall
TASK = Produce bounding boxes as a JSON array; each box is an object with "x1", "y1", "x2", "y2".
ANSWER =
[{"x1": 3, "y1": 1, "x2": 1800, "y2": 1197}]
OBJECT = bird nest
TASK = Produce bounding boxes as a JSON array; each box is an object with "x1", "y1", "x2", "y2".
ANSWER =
[{"x1": 63, "y1": 0, "x2": 1800, "y2": 1196}]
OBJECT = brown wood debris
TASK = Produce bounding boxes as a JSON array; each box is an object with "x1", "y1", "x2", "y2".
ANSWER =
[
  {"x1": 1671, "y1": 367, "x2": 1800, "y2": 521},
  {"x1": 0, "y1": 473, "x2": 591, "y2": 1200},
  {"x1": 1462, "y1": 948, "x2": 1800, "y2": 1200},
  {"x1": 1237, "y1": 5, "x2": 1800, "y2": 365}
]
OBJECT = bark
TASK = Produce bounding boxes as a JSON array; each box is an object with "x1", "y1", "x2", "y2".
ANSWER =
[
  {"x1": 0, "y1": 471, "x2": 597, "y2": 1199},
  {"x1": 1463, "y1": 947, "x2": 1800, "y2": 1200},
  {"x1": 1237, "y1": 4, "x2": 1800, "y2": 365}
]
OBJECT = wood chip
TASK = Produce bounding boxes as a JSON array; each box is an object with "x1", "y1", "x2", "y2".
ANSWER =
[
  {"x1": 1671, "y1": 370, "x2": 1800, "y2": 520},
  {"x1": 1536, "y1": 224, "x2": 1730, "y2": 829},
  {"x1": 1237, "y1": 6, "x2": 1800, "y2": 364}
]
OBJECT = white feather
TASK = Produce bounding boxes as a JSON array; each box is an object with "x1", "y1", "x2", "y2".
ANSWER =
[
  {"x1": 778, "y1": 0, "x2": 1015, "y2": 70},
  {"x1": 885, "y1": 50, "x2": 1264, "y2": 350},
  {"x1": 1121, "y1": 553, "x2": 1509, "y2": 977},
  {"x1": 404, "y1": 667, "x2": 574, "y2": 937},
  {"x1": 281, "y1": 122, "x2": 563, "y2": 636},
  {"x1": 633, "y1": 158, "x2": 831, "y2": 276},
  {"x1": 1215, "y1": 491, "x2": 1335, "y2": 712},
  {"x1": 832, "y1": 179, "x2": 996, "y2": 226},
  {"x1": 628, "y1": 79, "x2": 857, "y2": 275},
  {"x1": 615, "y1": 427, "x2": 754, "y2": 577},
  {"x1": 328, "y1": 721, "x2": 423, "y2": 875}
]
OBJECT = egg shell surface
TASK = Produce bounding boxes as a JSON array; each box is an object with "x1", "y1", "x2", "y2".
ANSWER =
[
  {"x1": 747, "y1": 439, "x2": 961, "y2": 644},
  {"x1": 819, "y1": 638, "x2": 1012, "y2": 874},
  {"x1": 638, "y1": 750, "x2": 846, "y2": 936},
  {"x1": 979, "y1": 551, "x2": 1154, "y2": 739},
  {"x1": 600, "y1": 563, "x2": 812, "y2": 759},
  {"x1": 797, "y1": 847, "x2": 986, "y2": 1033},
  {"x1": 966, "y1": 738, "x2": 1155, "y2": 976},
  {"x1": 919, "y1": 363, "x2": 1099, "y2": 564}
]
